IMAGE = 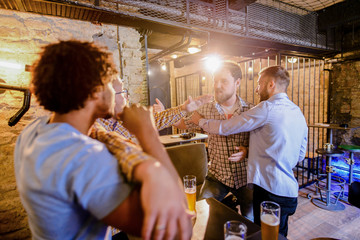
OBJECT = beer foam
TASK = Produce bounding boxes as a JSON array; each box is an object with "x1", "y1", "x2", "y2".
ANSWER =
[
  {"x1": 261, "y1": 214, "x2": 280, "y2": 226},
  {"x1": 185, "y1": 188, "x2": 196, "y2": 194}
]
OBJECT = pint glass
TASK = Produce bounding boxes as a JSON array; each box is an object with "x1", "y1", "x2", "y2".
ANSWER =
[
  {"x1": 260, "y1": 201, "x2": 280, "y2": 240},
  {"x1": 183, "y1": 175, "x2": 196, "y2": 212}
]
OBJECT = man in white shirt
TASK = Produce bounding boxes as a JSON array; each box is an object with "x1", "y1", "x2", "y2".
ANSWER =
[{"x1": 191, "y1": 66, "x2": 308, "y2": 237}]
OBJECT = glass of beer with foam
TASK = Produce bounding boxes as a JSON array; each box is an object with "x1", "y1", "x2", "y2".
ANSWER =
[
  {"x1": 183, "y1": 175, "x2": 196, "y2": 212},
  {"x1": 224, "y1": 221, "x2": 247, "y2": 240},
  {"x1": 260, "y1": 201, "x2": 280, "y2": 240}
]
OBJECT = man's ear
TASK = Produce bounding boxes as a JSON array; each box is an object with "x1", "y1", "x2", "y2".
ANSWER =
[
  {"x1": 90, "y1": 86, "x2": 103, "y2": 100},
  {"x1": 235, "y1": 78, "x2": 241, "y2": 87},
  {"x1": 268, "y1": 79, "x2": 276, "y2": 90}
]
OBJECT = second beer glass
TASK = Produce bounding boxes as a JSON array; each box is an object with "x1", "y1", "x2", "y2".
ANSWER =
[
  {"x1": 260, "y1": 201, "x2": 280, "y2": 240},
  {"x1": 183, "y1": 175, "x2": 196, "y2": 212}
]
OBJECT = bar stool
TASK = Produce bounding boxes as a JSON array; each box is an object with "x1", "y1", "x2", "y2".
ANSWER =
[
  {"x1": 311, "y1": 147, "x2": 346, "y2": 211},
  {"x1": 338, "y1": 145, "x2": 360, "y2": 184}
]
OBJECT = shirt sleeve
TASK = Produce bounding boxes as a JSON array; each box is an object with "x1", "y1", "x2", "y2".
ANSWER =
[
  {"x1": 298, "y1": 127, "x2": 308, "y2": 161},
  {"x1": 96, "y1": 118, "x2": 134, "y2": 141},
  {"x1": 153, "y1": 106, "x2": 186, "y2": 130},
  {"x1": 199, "y1": 102, "x2": 269, "y2": 135},
  {"x1": 90, "y1": 122, "x2": 155, "y2": 181}
]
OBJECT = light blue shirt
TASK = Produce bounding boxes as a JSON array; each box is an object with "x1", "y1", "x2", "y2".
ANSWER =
[
  {"x1": 199, "y1": 93, "x2": 308, "y2": 197},
  {"x1": 14, "y1": 117, "x2": 132, "y2": 239}
]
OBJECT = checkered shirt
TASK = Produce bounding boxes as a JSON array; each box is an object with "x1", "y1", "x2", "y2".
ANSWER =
[
  {"x1": 184, "y1": 96, "x2": 254, "y2": 189},
  {"x1": 96, "y1": 105, "x2": 186, "y2": 144},
  {"x1": 90, "y1": 121, "x2": 156, "y2": 181}
]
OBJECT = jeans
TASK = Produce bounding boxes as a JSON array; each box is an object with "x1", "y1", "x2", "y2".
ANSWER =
[
  {"x1": 199, "y1": 173, "x2": 254, "y2": 221},
  {"x1": 253, "y1": 184, "x2": 297, "y2": 237}
]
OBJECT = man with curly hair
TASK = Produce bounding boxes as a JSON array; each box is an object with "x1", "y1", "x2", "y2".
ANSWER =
[{"x1": 14, "y1": 40, "x2": 192, "y2": 240}]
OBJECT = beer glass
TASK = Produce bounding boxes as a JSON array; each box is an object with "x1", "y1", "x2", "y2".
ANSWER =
[
  {"x1": 260, "y1": 201, "x2": 280, "y2": 240},
  {"x1": 224, "y1": 221, "x2": 247, "y2": 240},
  {"x1": 183, "y1": 175, "x2": 196, "y2": 212}
]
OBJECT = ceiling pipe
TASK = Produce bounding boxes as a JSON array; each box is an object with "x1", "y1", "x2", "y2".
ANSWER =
[
  {"x1": 144, "y1": 34, "x2": 186, "y2": 61},
  {"x1": 149, "y1": 32, "x2": 192, "y2": 63}
]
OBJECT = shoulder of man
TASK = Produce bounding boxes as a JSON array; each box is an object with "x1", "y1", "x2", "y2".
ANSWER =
[
  {"x1": 237, "y1": 96, "x2": 255, "y2": 109},
  {"x1": 195, "y1": 100, "x2": 217, "y2": 115}
]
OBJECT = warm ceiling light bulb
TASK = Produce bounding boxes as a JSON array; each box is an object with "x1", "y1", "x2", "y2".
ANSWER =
[
  {"x1": 188, "y1": 46, "x2": 201, "y2": 54},
  {"x1": 248, "y1": 61, "x2": 253, "y2": 72},
  {"x1": 205, "y1": 55, "x2": 222, "y2": 72},
  {"x1": 161, "y1": 63, "x2": 167, "y2": 71},
  {"x1": 171, "y1": 54, "x2": 178, "y2": 59}
]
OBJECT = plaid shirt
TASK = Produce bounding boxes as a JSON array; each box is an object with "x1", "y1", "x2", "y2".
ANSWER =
[
  {"x1": 90, "y1": 121, "x2": 156, "y2": 181},
  {"x1": 96, "y1": 106, "x2": 186, "y2": 144},
  {"x1": 184, "y1": 96, "x2": 254, "y2": 189}
]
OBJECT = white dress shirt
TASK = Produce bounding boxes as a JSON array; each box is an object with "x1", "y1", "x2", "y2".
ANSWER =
[{"x1": 199, "y1": 93, "x2": 308, "y2": 197}]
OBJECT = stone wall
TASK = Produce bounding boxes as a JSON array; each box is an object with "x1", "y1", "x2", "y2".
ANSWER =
[
  {"x1": 0, "y1": 9, "x2": 144, "y2": 239},
  {"x1": 330, "y1": 60, "x2": 360, "y2": 147}
]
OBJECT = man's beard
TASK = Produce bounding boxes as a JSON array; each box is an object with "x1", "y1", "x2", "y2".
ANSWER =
[
  {"x1": 259, "y1": 91, "x2": 270, "y2": 102},
  {"x1": 215, "y1": 90, "x2": 233, "y2": 104}
]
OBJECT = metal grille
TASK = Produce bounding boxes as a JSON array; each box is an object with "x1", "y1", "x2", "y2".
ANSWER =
[
  {"x1": 78, "y1": 0, "x2": 328, "y2": 49},
  {"x1": 247, "y1": 0, "x2": 321, "y2": 48},
  {"x1": 239, "y1": 56, "x2": 329, "y2": 187},
  {"x1": 175, "y1": 72, "x2": 202, "y2": 106},
  {"x1": 0, "y1": 0, "x2": 330, "y2": 49}
]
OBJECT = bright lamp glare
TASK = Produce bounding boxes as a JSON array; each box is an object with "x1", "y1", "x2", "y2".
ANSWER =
[
  {"x1": 0, "y1": 61, "x2": 23, "y2": 70},
  {"x1": 188, "y1": 46, "x2": 201, "y2": 54},
  {"x1": 161, "y1": 63, "x2": 167, "y2": 71},
  {"x1": 288, "y1": 57, "x2": 297, "y2": 63},
  {"x1": 205, "y1": 55, "x2": 222, "y2": 72},
  {"x1": 171, "y1": 54, "x2": 178, "y2": 59}
]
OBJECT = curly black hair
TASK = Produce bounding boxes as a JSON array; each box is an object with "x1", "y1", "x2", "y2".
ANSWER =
[{"x1": 32, "y1": 40, "x2": 117, "y2": 114}]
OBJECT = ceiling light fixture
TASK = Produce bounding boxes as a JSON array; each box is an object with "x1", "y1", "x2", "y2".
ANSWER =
[
  {"x1": 188, "y1": 46, "x2": 201, "y2": 54},
  {"x1": 171, "y1": 54, "x2": 178, "y2": 59}
]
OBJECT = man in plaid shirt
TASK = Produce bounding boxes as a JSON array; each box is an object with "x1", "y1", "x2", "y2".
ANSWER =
[
  {"x1": 174, "y1": 62, "x2": 254, "y2": 220},
  {"x1": 97, "y1": 78, "x2": 211, "y2": 144}
]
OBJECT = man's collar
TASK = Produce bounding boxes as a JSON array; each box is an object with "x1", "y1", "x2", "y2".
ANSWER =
[{"x1": 268, "y1": 92, "x2": 288, "y2": 101}]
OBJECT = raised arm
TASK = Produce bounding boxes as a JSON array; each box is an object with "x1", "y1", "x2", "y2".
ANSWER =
[
  {"x1": 153, "y1": 95, "x2": 212, "y2": 131},
  {"x1": 94, "y1": 105, "x2": 193, "y2": 240},
  {"x1": 192, "y1": 102, "x2": 268, "y2": 135}
]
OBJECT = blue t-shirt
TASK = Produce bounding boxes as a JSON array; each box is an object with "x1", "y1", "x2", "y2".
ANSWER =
[{"x1": 14, "y1": 117, "x2": 132, "y2": 239}]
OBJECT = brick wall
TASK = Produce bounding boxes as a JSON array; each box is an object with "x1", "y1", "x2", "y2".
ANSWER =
[
  {"x1": 0, "y1": 9, "x2": 144, "y2": 239},
  {"x1": 330, "y1": 60, "x2": 360, "y2": 147}
]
